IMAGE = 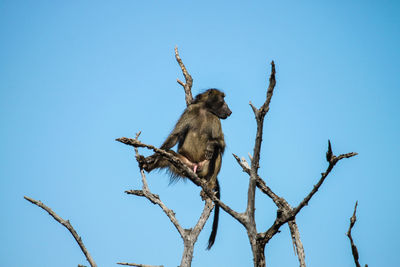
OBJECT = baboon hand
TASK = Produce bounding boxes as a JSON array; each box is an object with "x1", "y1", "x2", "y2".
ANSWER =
[
  {"x1": 136, "y1": 155, "x2": 156, "y2": 172},
  {"x1": 205, "y1": 145, "x2": 214, "y2": 160},
  {"x1": 136, "y1": 155, "x2": 147, "y2": 170}
]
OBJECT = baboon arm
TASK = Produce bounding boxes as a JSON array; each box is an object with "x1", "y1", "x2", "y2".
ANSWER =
[
  {"x1": 160, "y1": 110, "x2": 191, "y2": 150},
  {"x1": 160, "y1": 132, "x2": 181, "y2": 150},
  {"x1": 205, "y1": 138, "x2": 225, "y2": 158}
]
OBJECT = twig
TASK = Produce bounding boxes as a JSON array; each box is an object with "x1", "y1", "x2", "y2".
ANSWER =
[
  {"x1": 24, "y1": 196, "x2": 97, "y2": 267},
  {"x1": 293, "y1": 141, "x2": 357, "y2": 216},
  {"x1": 125, "y1": 171, "x2": 185, "y2": 238},
  {"x1": 175, "y1": 46, "x2": 193, "y2": 106},
  {"x1": 117, "y1": 263, "x2": 163, "y2": 267},
  {"x1": 248, "y1": 61, "x2": 276, "y2": 216},
  {"x1": 248, "y1": 60, "x2": 276, "y2": 200},
  {"x1": 346, "y1": 202, "x2": 367, "y2": 267},
  {"x1": 232, "y1": 154, "x2": 282, "y2": 208}
]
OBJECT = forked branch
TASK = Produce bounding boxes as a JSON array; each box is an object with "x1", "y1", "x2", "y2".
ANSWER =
[
  {"x1": 175, "y1": 46, "x2": 193, "y2": 106},
  {"x1": 121, "y1": 132, "x2": 213, "y2": 267},
  {"x1": 117, "y1": 137, "x2": 245, "y2": 225},
  {"x1": 233, "y1": 63, "x2": 357, "y2": 267}
]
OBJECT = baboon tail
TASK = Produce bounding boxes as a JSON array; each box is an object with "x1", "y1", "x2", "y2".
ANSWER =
[{"x1": 207, "y1": 179, "x2": 220, "y2": 250}]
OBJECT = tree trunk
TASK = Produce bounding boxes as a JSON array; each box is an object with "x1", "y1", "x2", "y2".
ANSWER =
[{"x1": 180, "y1": 239, "x2": 194, "y2": 267}]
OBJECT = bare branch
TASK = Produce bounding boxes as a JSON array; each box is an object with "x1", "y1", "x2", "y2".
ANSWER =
[
  {"x1": 288, "y1": 219, "x2": 306, "y2": 267},
  {"x1": 122, "y1": 131, "x2": 186, "y2": 237},
  {"x1": 126, "y1": 168, "x2": 186, "y2": 238},
  {"x1": 346, "y1": 201, "x2": 367, "y2": 267},
  {"x1": 249, "y1": 101, "x2": 258, "y2": 115},
  {"x1": 248, "y1": 61, "x2": 277, "y2": 214},
  {"x1": 192, "y1": 198, "x2": 214, "y2": 238},
  {"x1": 125, "y1": 133, "x2": 214, "y2": 265},
  {"x1": 293, "y1": 142, "x2": 357, "y2": 216},
  {"x1": 177, "y1": 79, "x2": 185, "y2": 87},
  {"x1": 242, "y1": 61, "x2": 277, "y2": 266},
  {"x1": 235, "y1": 152, "x2": 306, "y2": 266},
  {"x1": 125, "y1": 189, "x2": 146, "y2": 198},
  {"x1": 179, "y1": 199, "x2": 214, "y2": 267},
  {"x1": 24, "y1": 196, "x2": 97, "y2": 267},
  {"x1": 237, "y1": 140, "x2": 356, "y2": 267},
  {"x1": 259, "y1": 61, "x2": 276, "y2": 116},
  {"x1": 126, "y1": 186, "x2": 213, "y2": 263},
  {"x1": 117, "y1": 263, "x2": 163, "y2": 267},
  {"x1": 257, "y1": 215, "x2": 288, "y2": 245},
  {"x1": 251, "y1": 60, "x2": 276, "y2": 165},
  {"x1": 116, "y1": 137, "x2": 245, "y2": 225},
  {"x1": 255, "y1": 176, "x2": 284, "y2": 208},
  {"x1": 175, "y1": 46, "x2": 193, "y2": 106},
  {"x1": 233, "y1": 153, "x2": 283, "y2": 208},
  {"x1": 233, "y1": 153, "x2": 251, "y2": 174}
]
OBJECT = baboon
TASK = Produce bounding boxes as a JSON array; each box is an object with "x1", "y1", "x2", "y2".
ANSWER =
[{"x1": 139, "y1": 88, "x2": 231, "y2": 249}]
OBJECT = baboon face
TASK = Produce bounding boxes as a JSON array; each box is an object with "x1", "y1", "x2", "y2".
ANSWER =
[{"x1": 203, "y1": 89, "x2": 232, "y2": 119}]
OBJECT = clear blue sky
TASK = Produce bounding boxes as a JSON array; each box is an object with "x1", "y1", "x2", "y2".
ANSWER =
[{"x1": 1, "y1": 1, "x2": 399, "y2": 266}]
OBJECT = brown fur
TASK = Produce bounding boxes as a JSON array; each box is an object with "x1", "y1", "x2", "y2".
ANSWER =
[{"x1": 139, "y1": 89, "x2": 231, "y2": 249}]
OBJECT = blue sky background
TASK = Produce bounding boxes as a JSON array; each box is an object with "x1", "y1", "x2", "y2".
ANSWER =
[{"x1": 1, "y1": 1, "x2": 399, "y2": 266}]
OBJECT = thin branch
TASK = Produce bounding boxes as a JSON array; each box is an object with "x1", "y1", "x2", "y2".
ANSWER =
[
  {"x1": 117, "y1": 263, "x2": 163, "y2": 267},
  {"x1": 247, "y1": 61, "x2": 276, "y2": 215},
  {"x1": 192, "y1": 198, "x2": 214, "y2": 238},
  {"x1": 255, "y1": 176, "x2": 283, "y2": 208},
  {"x1": 175, "y1": 46, "x2": 193, "y2": 106},
  {"x1": 288, "y1": 219, "x2": 306, "y2": 267},
  {"x1": 346, "y1": 201, "x2": 367, "y2": 267},
  {"x1": 116, "y1": 137, "x2": 245, "y2": 225},
  {"x1": 258, "y1": 142, "x2": 357, "y2": 247},
  {"x1": 125, "y1": 152, "x2": 186, "y2": 238},
  {"x1": 259, "y1": 61, "x2": 276, "y2": 116},
  {"x1": 232, "y1": 154, "x2": 282, "y2": 208},
  {"x1": 251, "y1": 61, "x2": 276, "y2": 168},
  {"x1": 124, "y1": 185, "x2": 182, "y2": 229},
  {"x1": 250, "y1": 61, "x2": 276, "y2": 172},
  {"x1": 293, "y1": 145, "x2": 358, "y2": 216},
  {"x1": 24, "y1": 196, "x2": 97, "y2": 267}
]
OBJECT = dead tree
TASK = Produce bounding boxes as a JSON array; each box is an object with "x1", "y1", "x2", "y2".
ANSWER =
[
  {"x1": 23, "y1": 47, "x2": 360, "y2": 267},
  {"x1": 117, "y1": 47, "x2": 358, "y2": 267}
]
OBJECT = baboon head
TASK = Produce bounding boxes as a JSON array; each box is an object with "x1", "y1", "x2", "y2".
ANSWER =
[{"x1": 194, "y1": 89, "x2": 232, "y2": 119}]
